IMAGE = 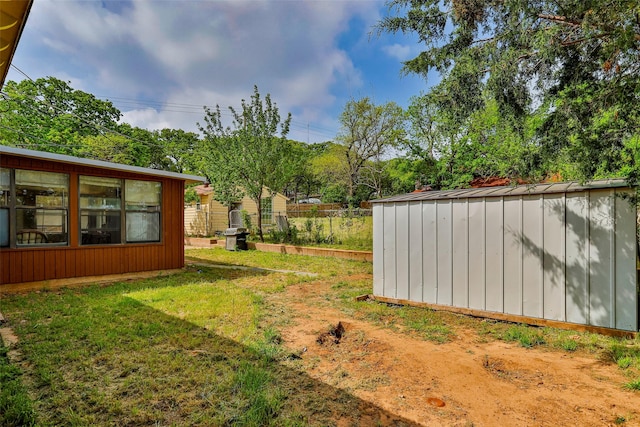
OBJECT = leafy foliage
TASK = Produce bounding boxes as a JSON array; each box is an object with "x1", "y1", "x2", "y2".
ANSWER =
[
  {"x1": 377, "y1": 0, "x2": 640, "y2": 183},
  {"x1": 0, "y1": 77, "x2": 200, "y2": 173},
  {"x1": 198, "y1": 86, "x2": 298, "y2": 241},
  {"x1": 336, "y1": 97, "x2": 405, "y2": 200},
  {"x1": 0, "y1": 77, "x2": 121, "y2": 155}
]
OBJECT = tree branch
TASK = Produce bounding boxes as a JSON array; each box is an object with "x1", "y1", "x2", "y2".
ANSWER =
[
  {"x1": 538, "y1": 14, "x2": 582, "y2": 27},
  {"x1": 538, "y1": 13, "x2": 640, "y2": 41}
]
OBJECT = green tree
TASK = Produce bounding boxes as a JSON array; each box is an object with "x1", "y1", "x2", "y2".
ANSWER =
[
  {"x1": 76, "y1": 134, "x2": 141, "y2": 165},
  {"x1": 386, "y1": 157, "x2": 435, "y2": 194},
  {"x1": 281, "y1": 140, "x2": 321, "y2": 202},
  {"x1": 198, "y1": 85, "x2": 295, "y2": 241},
  {"x1": 377, "y1": 0, "x2": 640, "y2": 182},
  {"x1": 358, "y1": 159, "x2": 396, "y2": 200},
  {"x1": 0, "y1": 77, "x2": 121, "y2": 155},
  {"x1": 402, "y1": 89, "x2": 544, "y2": 189},
  {"x1": 311, "y1": 142, "x2": 350, "y2": 203},
  {"x1": 153, "y1": 128, "x2": 200, "y2": 173},
  {"x1": 336, "y1": 97, "x2": 405, "y2": 201}
]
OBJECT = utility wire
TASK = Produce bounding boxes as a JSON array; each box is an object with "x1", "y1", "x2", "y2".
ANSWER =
[
  {"x1": 8, "y1": 65, "x2": 337, "y2": 144},
  {"x1": 94, "y1": 95, "x2": 339, "y2": 140},
  {"x1": 7, "y1": 65, "x2": 172, "y2": 152}
]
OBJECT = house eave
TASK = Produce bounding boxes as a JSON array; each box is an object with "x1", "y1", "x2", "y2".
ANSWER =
[
  {"x1": 0, "y1": 0, "x2": 33, "y2": 88},
  {"x1": 1, "y1": 145, "x2": 206, "y2": 183}
]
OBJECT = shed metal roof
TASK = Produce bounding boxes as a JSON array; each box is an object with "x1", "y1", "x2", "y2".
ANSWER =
[
  {"x1": 372, "y1": 179, "x2": 631, "y2": 204},
  {"x1": 0, "y1": 145, "x2": 206, "y2": 183}
]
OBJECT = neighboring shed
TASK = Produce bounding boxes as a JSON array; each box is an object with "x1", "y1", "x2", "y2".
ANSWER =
[
  {"x1": 372, "y1": 180, "x2": 639, "y2": 332},
  {"x1": 0, "y1": 146, "x2": 205, "y2": 289},
  {"x1": 184, "y1": 184, "x2": 288, "y2": 236}
]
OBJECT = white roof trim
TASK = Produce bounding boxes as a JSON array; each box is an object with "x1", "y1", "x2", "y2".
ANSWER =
[{"x1": 0, "y1": 146, "x2": 206, "y2": 183}]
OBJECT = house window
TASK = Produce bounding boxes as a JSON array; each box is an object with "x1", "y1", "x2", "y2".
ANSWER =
[
  {"x1": 261, "y1": 196, "x2": 273, "y2": 225},
  {"x1": 0, "y1": 168, "x2": 69, "y2": 247},
  {"x1": 125, "y1": 180, "x2": 161, "y2": 242},
  {"x1": 80, "y1": 176, "x2": 122, "y2": 245},
  {"x1": 15, "y1": 169, "x2": 69, "y2": 246}
]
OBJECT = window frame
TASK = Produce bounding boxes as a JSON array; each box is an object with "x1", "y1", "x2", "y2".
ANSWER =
[
  {"x1": 79, "y1": 175, "x2": 123, "y2": 245},
  {"x1": 78, "y1": 175, "x2": 163, "y2": 246},
  {"x1": 124, "y1": 179, "x2": 162, "y2": 243},
  {"x1": 0, "y1": 168, "x2": 70, "y2": 248}
]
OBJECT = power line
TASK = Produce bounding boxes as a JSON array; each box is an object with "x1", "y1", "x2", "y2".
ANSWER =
[
  {"x1": 7, "y1": 65, "x2": 338, "y2": 144},
  {"x1": 7, "y1": 65, "x2": 172, "y2": 151},
  {"x1": 94, "y1": 94, "x2": 339, "y2": 140}
]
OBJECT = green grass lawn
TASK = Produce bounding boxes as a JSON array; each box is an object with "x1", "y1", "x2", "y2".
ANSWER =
[
  {"x1": 0, "y1": 251, "x2": 381, "y2": 426},
  {"x1": 1, "y1": 248, "x2": 639, "y2": 426}
]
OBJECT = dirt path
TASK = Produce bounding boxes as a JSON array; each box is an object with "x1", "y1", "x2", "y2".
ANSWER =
[{"x1": 272, "y1": 275, "x2": 640, "y2": 427}]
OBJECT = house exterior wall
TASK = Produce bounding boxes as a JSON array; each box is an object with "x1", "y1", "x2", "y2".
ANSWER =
[
  {"x1": 373, "y1": 188, "x2": 639, "y2": 331},
  {"x1": 184, "y1": 189, "x2": 288, "y2": 236},
  {"x1": 1, "y1": 153, "x2": 187, "y2": 286}
]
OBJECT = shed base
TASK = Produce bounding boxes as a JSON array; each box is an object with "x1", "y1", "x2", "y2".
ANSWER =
[{"x1": 371, "y1": 295, "x2": 638, "y2": 338}]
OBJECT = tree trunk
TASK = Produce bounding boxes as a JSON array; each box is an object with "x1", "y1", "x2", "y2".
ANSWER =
[{"x1": 255, "y1": 196, "x2": 264, "y2": 242}]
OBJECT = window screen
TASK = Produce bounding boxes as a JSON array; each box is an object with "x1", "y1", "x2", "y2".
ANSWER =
[
  {"x1": 80, "y1": 176, "x2": 122, "y2": 245},
  {"x1": 125, "y1": 180, "x2": 161, "y2": 242}
]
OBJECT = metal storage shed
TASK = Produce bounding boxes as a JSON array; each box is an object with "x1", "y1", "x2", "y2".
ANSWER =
[{"x1": 372, "y1": 180, "x2": 639, "y2": 332}]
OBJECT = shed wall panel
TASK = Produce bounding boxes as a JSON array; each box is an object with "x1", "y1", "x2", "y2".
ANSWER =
[
  {"x1": 485, "y1": 199, "x2": 503, "y2": 312},
  {"x1": 452, "y1": 200, "x2": 469, "y2": 308},
  {"x1": 383, "y1": 204, "x2": 397, "y2": 298},
  {"x1": 503, "y1": 197, "x2": 522, "y2": 315},
  {"x1": 467, "y1": 199, "x2": 485, "y2": 310},
  {"x1": 422, "y1": 202, "x2": 438, "y2": 303},
  {"x1": 543, "y1": 194, "x2": 566, "y2": 321},
  {"x1": 522, "y1": 196, "x2": 544, "y2": 318},
  {"x1": 9, "y1": 252, "x2": 21, "y2": 283},
  {"x1": 589, "y1": 190, "x2": 614, "y2": 328},
  {"x1": 408, "y1": 202, "x2": 423, "y2": 302},
  {"x1": 436, "y1": 200, "x2": 452, "y2": 305},
  {"x1": 33, "y1": 251, "x2": 45, "y2": 281},
  {"x1": 615, "y1": 192, "x2": 637, "y2": 331},
  {"x1": 565, "y1": 193, "x2": 589, "y2": 325},
  {"x1": 372, "y1": 204, "x2": 384, "y2": 296},
  {"x1": 395, "y1": 203, "x2": 410, "y2": 300}
]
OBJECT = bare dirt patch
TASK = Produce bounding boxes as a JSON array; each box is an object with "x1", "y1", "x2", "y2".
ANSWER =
[{"x1": 272, "y1": 276, "x2": 640, "y2": 427}]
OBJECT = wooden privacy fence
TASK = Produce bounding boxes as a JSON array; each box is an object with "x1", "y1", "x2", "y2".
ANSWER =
[
  {"x1": 286, "y1": 203, "x2": 374, "y2": 218},
  {"x1": 286, "y1": 203, "x2": 342, "y2": 218}
]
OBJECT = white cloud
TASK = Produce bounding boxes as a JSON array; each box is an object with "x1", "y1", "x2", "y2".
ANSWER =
[
  {"x1": 121, "y1": 108, "x2": 172, "y2": 131},
  {"x1": 31, "y1": 1, "x2": 128, "y2": 49},
  {"x1": 382, "y1": 43, "x2": 413, "y2": 61},
  {"x1": 11, "y1": 0, "x2": 424, "y2": 143}
]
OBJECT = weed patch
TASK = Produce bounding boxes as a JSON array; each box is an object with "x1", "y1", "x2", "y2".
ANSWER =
[
  {"x1": 623, "y1": 378, "x2": 640, "y2": 391},
  {"x1": 502, "y1": 325, "x2": 546, "y2": 348}
]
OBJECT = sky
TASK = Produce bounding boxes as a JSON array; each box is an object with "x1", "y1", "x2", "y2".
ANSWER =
[{"x1": 6, "y1": 0, "x2": 433, "y2": 144}]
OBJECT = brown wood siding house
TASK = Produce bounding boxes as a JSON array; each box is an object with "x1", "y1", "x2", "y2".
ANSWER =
[{"x1": 0, "y1": 146, "x2": 205, "y2": 288}]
